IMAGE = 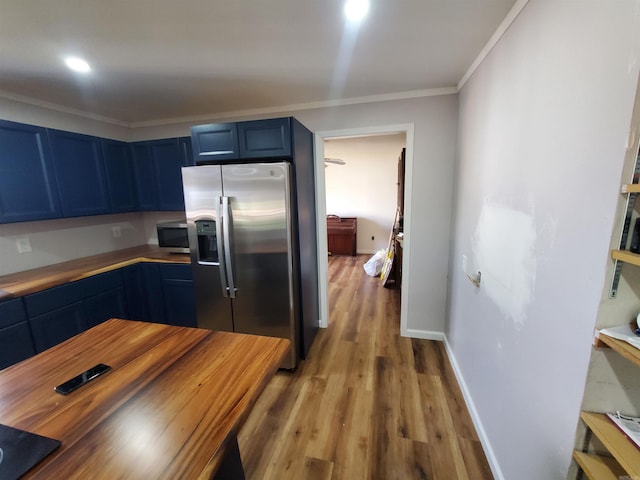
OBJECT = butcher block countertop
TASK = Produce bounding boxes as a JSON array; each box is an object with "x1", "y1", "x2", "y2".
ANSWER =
[
  {"x1": 0, "y1": 245, "x2": 190, "y2": 301},
  {"x1": 0, "y1": 319, "x2": 290, "y2": 479}
]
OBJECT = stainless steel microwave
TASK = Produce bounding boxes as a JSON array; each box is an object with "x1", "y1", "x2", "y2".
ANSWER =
[{"x1": 156, "y1": 221, "x2": 189, "y2": 253}]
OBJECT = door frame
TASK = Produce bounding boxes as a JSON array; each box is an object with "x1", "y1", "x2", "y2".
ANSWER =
[{"x1": 313, "y1": 123, "x2": 415, "y2": 332}]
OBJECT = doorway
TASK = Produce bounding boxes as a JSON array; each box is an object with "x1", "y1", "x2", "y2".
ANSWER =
[{"x1": 313, "y1": 124, "x2": 414, "y2": 330}]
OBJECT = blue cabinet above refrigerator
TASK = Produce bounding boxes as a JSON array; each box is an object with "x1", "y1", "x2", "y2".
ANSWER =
[{"x1": 191, "y1": 117, "x2": 292, "y2": 163}]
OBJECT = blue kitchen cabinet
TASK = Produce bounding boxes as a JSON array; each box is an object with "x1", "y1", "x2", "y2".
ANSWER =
[
  {"x1": 149, "y1": 138, "x2": 189, "y2": 211},
  {"x1": 160, "y1": 264, "x2": 196, "y2": 328},
  {"x1": 180, "y1": 136, "x2": 195, "y2": 166},
  {"x1": 191, "y1": 118, "x2": 292, "y2": 163},
  {"x1": 102, "y1": 138, "x2": 138, "y2": 212},
  {"x1": 130, "y1": 141, "x2": 158, "y2": 211},
  {"x1": 0, "y1": 298, "x2": 36, "y2": 369},
  {"x1": 25, "y1": 270, "x2": 127, "y2": 352},
  {"x1": 237, "y1": 118, "x2": 291, "y2": 158},
  {"x1": 48, "y1": 129, "x2": 111, "y2": 217},
  {"x1": 122, "y1": 264, "x2": 149, "y2": 322},
  {"x1": 191, "y1": 122, "x2": 239, "y2": 162},
  {"x1": 0, "y1": 120, "x2": 62, "y2": 223}
]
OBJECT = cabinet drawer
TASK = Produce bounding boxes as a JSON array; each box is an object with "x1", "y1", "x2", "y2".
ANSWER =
[{"x1": 160, "y1": 263, "x2": 193, "y2": 281}]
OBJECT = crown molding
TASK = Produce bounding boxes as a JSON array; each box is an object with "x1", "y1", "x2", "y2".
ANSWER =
[
  {"x1": 0, "y1": 89, "x2": 131, "y2": 128},
  {"x1": 128, "y1": 87, "x2": 458, "y2": 128},
  {"x1": 457, "y1": 0, "x2": 529, "y2": 91}
]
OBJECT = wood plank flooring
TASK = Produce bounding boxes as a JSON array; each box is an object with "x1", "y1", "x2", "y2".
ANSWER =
[{"x1": 238, "y1": 255, "x2": 493, "y2": 479}]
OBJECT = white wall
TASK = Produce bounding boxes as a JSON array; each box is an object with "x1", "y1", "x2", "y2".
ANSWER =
[
  {"x1": 324, "y1": 134, "x2": 405, "y2": 254},
  {"x1": 447, "y1": 2, "x2": 640, "y2": 479}
]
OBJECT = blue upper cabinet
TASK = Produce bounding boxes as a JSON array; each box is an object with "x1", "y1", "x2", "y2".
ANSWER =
[
  {"x1": 102, "y1": 138, "x2": 138, "y2": 213},
  {"x1": 238, "y1": 118, "x2": 291, "y2": 159},
  {"x1": 180, "y1": 136, "x2": 195, "y2": 166},
  {"x1": 191, "y1": 122, "x2": 239, "y2": 163},
  {"x1": 48, "y1": 129, "x2": 111, "y2": 217},
  {"x1": 131, "y1": 141, "x2": 158, "y2": 211},
  {"x1": 150, "y1": 138, "x2": 190, "y2": 211},
  {"x1": 0, "y1": 120, "x2": 62, "y2": 223}
]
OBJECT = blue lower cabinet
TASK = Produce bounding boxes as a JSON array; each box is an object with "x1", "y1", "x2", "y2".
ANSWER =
[
  {"x1": 0, "y1": 298, "x2": 36, "y2": 369},
  {"x1": 83, "y1": 287, "x2": 127, "y2": 329},
  {"x1": 29, "y1": 302, "x2": 85, "y2": 353},
  {"x1": 160, "y1": 264, "x2": 196, "y2": 327},
  {"x1": 122, "y1": 264, "x2": 149, "y2": 322},
  {"x1": 25, "y1": 270, "x2": 126, "y2": 352}
]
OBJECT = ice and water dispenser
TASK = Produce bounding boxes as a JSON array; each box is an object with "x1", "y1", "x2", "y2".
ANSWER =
[{"x1": 196, "y1": 220, "x2": 218, "y2": 263}]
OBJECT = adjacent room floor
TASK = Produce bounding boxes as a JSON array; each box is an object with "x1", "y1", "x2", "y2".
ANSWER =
[{"x1": 238, "y1": 255, "x2": 493, "y2": 479}]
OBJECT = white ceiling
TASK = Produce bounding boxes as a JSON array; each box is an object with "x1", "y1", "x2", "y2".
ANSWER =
[{"x1": 0, "y1": 0, "x2": 517, "y2": 126}]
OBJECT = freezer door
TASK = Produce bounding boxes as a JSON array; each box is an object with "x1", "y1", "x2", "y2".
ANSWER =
[
  {"x1": 222, "y1": 162, "x2": 298, "y2": 368},
  {"x1": 182, "y1": 165, "x2": 233, "y2": 331}
]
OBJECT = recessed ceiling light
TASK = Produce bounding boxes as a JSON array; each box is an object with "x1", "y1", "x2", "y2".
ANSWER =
[
  {"x1": 344, "y1": 0, "x2": 369, "y2": 22},
  {"x1": 64, "y1": 56, "x2": 91, "y2": 73}
]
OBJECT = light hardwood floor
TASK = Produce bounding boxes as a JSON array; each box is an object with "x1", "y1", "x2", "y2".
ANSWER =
[{"x1": 238, "y1": 255, "x2": 493, "y2": 480}]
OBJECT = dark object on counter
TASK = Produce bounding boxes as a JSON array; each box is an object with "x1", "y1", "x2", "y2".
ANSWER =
[
  {"x1": 631, "y1": 218, "x2": 640, "y2": 253},
  {"x1": 0, "y1": 424, "x2": 61, "y2": 480}
]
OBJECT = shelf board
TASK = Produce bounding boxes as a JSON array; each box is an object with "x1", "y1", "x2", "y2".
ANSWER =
[
  {"x1": 572, "y1": 451, "x2": 625, "y2": 480},
  {"x1": 611, "y1": 249, "x2": 640, "y2": 267},
  {"x1": 597, "y1": 333, "x2": 640, "y2": 368},
  {"x1": 621, "y1": 184, "x2": 640, "y2": 193},
  {"x1": 581, "y1": 412, "x2": 640, "y2": 477}
]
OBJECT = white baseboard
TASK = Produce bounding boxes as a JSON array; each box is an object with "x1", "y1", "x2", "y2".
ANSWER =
[
  {"x1": 401, "y1": 328, "x2": 445, "y2": 341},
  {"x1": 443, "y1": 336, "x2": 504, "y2": 480}
]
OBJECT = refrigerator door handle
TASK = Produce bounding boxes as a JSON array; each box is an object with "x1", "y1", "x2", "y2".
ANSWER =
[
  {"x1": 222, "y1": 195, "x2": 237, "y2": 298},
  {"x1": 216, "y1": 197, "x2": 230, "y2": 298}
]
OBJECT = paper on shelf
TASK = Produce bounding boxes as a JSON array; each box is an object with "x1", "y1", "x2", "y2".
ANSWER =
[
  {"x1": 599, "y1": 325, "x2": 640, "y2": 350},
  {"x1": 606, "y1": 412, "x2": 640, "y2": 450}
]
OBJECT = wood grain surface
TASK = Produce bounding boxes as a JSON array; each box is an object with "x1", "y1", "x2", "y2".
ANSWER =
[
  {"x1": 0, "y1": 245, "x2": 189, "y2": 300},
  {"x1": 0, "y1": 318, "x2": 290, "y2": 479},
  {"x1": 238, "y1": 255, "x2": 493, "y2": 479}
]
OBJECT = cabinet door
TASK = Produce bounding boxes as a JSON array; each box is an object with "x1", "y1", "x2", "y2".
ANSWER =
[
  {"x1": 238, "y1": 118, "x2": 291, "y2": 158},
  {"x1": 122, "y1": 264, "x2": 149, "y2": 322},
  {"x1": 180, "y1": 136, "x2": 195, "y2": 166},
  {"x1": 0, "y1": 120, "x2": 62, "y2": 223},
  {"x1": 131, "y1": 141, "x2": 158, "y2": 211},
  {"x1": 102, "y1": 138, "x2": 138, "y2": 212},
  {"x1": 48, "y1": 129, "x2": 111, "y2": 217},
  {"x1": 29, "y1": 302, "x2": 85, "y2": 352},
  {"x1": 191, "y1": 123, "x2": 239, "y2": 163},
  {"x1": 142, "y1": 263, "x2": 166, "y2": 324},
  {"x1": 150, "y1": 138, "x2": 187, "y2": 211},
  {"x1": 83, "y1": 287, "x2": 127, "y2": 329},
  {"x1": 160, "y1": 264, "x2": 196, "y2": 327},
  {"x1": 0, "y1": 298, "x2": 35, "y2": 369}
]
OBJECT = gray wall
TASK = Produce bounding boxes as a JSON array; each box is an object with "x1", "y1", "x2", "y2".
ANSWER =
[{"x1": 447, "y1": 1, "x2": 640, "y2": 478}]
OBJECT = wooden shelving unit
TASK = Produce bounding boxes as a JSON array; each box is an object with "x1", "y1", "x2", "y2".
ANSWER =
[
  {"x1": 572, "y1": 451, "x2": 626, "y2": 480},
  {"x1": 621, "y1": 183, "x2": 640, "y2": 193},
  {"x1": 597, "y1": 333, "x2": 640, "y2": 368},
  {"x1": 611, "y1": 249, "x2": 640, "y2": 267},
  {"x1": 577, "y1": 412, "x2": 640, "y2": 479},
  {"x1": 576, "y1": 333, "x2": 640, "y2": 479}
]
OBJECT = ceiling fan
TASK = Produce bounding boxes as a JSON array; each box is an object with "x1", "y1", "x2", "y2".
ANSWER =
[{"x1": 324, "y1": 158, "x2": 346, "y2": 167}]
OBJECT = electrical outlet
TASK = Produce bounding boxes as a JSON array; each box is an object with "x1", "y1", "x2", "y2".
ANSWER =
[
  {"x1": 16, "y1": 237, "x2": 32, "y2": 253},
  {"x1": 462, "y1": 254, "x2": 468, "y2": 273},
  {"x1": 112, "y1": 226, "x2": 122, "y2": 238}
]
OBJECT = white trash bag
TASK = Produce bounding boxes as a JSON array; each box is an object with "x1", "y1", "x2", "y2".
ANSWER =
[{"x1": 363, "y1": 249, "x2": 387, "y2": 277}]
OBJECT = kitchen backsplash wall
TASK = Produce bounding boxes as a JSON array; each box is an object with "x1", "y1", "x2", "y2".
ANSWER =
[{"x1": 0, "y1": 212, "x2": 154, "y2": 275}]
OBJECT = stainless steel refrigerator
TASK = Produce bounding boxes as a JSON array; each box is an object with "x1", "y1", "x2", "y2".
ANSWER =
[{"x1": 182, "y1": 162, "x2": 300, "y2": 368}]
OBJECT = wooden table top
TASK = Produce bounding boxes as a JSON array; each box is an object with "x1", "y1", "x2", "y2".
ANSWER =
[
  {"x1": 0, "y1": 245, "x2": 190, "y2": 301},
  {"x1": 0, "y1": 318, "x2": 290, "y2": 479}
]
